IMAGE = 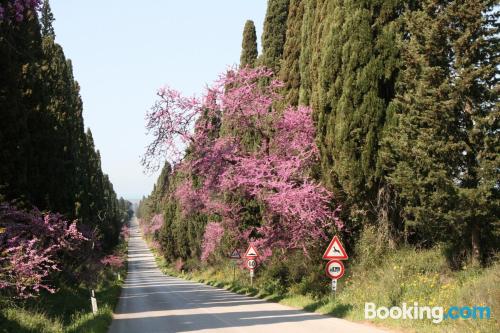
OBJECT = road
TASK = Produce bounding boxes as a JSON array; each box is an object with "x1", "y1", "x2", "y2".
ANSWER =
[{"x1": 108, "y1": 218, "x2": 390, "y2": 333}]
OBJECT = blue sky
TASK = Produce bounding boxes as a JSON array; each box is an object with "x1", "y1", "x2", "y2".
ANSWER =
[{"x1": 51, "y1": 0, "x2": 267, "y2": 201}]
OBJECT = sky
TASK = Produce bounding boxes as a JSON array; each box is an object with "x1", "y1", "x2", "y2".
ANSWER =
[{"x1": 50, "y1": 0, "x2": 267, "y2": 201}]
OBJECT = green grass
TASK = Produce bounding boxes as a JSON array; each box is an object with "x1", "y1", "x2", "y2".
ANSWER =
[
  {"x1": 0, "y1": 243, "x2": 127, "y2": 333},
  {"x1": 151, "y1": 246, "x2": 499, "y2": 333}
]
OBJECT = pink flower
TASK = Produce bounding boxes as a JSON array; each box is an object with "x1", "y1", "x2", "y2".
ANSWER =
[
  {"x1": 200, "y1": 222, "x2": 224, "y2": 261},
  {"x1": 100, "y1": 255, "x2": 124, "y2": 269}
]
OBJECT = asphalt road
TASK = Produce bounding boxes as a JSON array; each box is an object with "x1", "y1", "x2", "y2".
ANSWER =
[{"x1": 108, "y1": 218, "x2": 389, "y2": 333}]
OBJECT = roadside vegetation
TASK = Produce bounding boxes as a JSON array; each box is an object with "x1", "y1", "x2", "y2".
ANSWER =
[
  {"x1": 0, "y1": 238, "x2": 128, "y2": 333},
  {"x1": 145, "y1": 231, "x2": 499, "y2": 333}
]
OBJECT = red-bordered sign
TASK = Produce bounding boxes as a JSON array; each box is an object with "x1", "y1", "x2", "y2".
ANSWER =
[
  {"x1": 325, "y1": 260, "x2": 345, "y2": 279},
  {"x1": 322, "y1": 235, "x2": 348, "y2": 260},
  {"x1": 244, "y1": 244, "x2": 259, "y2": 258},
  {"x1": 246, "y1": 259, "x2": 257, "y2": 270}
]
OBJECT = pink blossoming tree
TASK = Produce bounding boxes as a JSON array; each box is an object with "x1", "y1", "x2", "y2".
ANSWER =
[
  {"x1": 144, "y1": 67, "x2": 342, "y2": 261},
  {"x1": 100, "y1": 254, "x2": 124, "y2": 269},
  {"x1": 138, "y1": 214, "x2": 164, "y2": 238},
  {"x1": 0, "y1": 204, "x2": 87, "y2": 298},
  {"x1": 200, "y1": 222, "x2": 224, "y2": 261}
]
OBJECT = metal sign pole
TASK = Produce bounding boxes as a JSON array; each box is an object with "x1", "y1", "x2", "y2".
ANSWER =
[
  {"x1": 233, "y1": 261, "x2": 236, "y2": 283},
  {"x1": 331, "y1": 279, "x2": 337, "y2": 299}
]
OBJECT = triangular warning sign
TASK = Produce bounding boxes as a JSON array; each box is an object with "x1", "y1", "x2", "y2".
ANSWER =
[
  {"x1": 322, "y1": 236, "x2": 348, "y2": 260},
  {"x1": 229, "y1": 249, "x2": 241, "y2": 259},
  {"x1": 244, "y1": 244, "x2": 259, "y2": 258}
]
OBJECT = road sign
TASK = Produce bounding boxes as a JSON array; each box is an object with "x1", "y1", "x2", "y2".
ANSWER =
[
  {"x1": 246, "y1": 259, "x2": 257, "y2": 270},
  {"x1": 325, "y1": 260, "x2": 345, "y2": 279},
  {"x1": 331, "y1": 279, "x2": 337, "y2": 291},
  {"x1": 322, "y1": 235, "x2": 348, "y2": 260},
  {"x1": 229, "y1": 249, "x2": 241, "y2": 259},
  {"x1": 244, "y1": 244, "x2": 259, "y2": 258}
]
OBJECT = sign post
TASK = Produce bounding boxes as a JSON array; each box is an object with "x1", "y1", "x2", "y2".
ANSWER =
[
  {"x1": 90, "y1": 289, "x2": 98, "y2": 315},
  {"x1": 322, "y1": 236, "x2": 348, "y2": 296},
  {"x1": 249, "y1": 269, "x2": 255, "y2": 287},
  {"x1": 331, "y1": 279, "x2": 337, "y2": 298},
  {"x1": 229, "y1": 249, "x2": 241, "y2": 283},
  {"x1": 244, "y1": 244, "x2": 259, "y2": 287}
]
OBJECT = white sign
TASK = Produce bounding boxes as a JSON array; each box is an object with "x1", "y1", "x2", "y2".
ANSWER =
[
  {"x1": 244, "y1": 244, "x2": 259, "y2": 258},
  {"x1": 325, "y1": 260, "x2": 345, "y2": 279},
  {"x1": 323, "y1": 236, "x2": 348, "y2": 260},
  {"x1": 246, "y1": 259, "x2": 257, "y2": 269}
]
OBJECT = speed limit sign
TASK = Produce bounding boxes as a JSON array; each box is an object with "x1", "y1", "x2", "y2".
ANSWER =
[{"x1": 246, "y1": 259, "x2": 257, "y2": 270}]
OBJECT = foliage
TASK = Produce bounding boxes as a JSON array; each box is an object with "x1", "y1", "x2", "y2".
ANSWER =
[
  {"x1": 383, "y1": 0, "x2": 499, "y2": 264},
  {"x1": 240, "y1": 20, "x2": 258, "y2": 68},
  {"x1": 0, "y1": 0, "x2": 41, "y2": 22},
  {"x1": 278, "y1": 0, "x2": 304, "y2": 106},
  {"x1": 0, "y1": 241, "x2": 127, "y2": 333},
  {"x1": 260, "y1": 0, "x2": 290, "y2": 71}
]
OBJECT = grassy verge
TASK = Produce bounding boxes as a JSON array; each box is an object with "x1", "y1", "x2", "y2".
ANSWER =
[
  {"x1": 150, "y1": 245, "x2": 498, "y2": 333},
  {"x1": 0, "y1": 242, "x2": 127, "y2": 333}
]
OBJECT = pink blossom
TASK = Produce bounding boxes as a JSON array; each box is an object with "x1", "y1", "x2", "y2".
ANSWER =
[
  {"x1": 0, "y1": 0, "x2": 41, "y2": 23},
  {"x1": 150, "y1": 214, "x2": 164, "y2": 233},
  {"x1": 138, "y1": 214, "x2": 164, "y2": 238},
  {"x1": 100, "y1": 255, "x2": 124, "y2": 269},
  {"x1": 120, "y1": 225, "x2": 130, "y2": 240},
  {"x1": 0, "y1": 204, "x2": 87, "y2": 298},
  {"x1": 200, "y1": 222, "x2": 224, "y2": 261}
]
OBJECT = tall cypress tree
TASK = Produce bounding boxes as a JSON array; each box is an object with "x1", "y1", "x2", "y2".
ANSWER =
[
  {"x1": 261, "y1": 0, "x2": 290, "y2": 72},
  {"x1": 240, "y1": 20, "x2": 258, "y2": 68},
  {"x1": 308, "y1": 0, "x2": 403, "y2": 240},
  {"x1": 279, "y1": 0, "x2": 304, "y2": 106},
  {"x1": 41, "y1": 0, "x2": 55, "y2": 38}
]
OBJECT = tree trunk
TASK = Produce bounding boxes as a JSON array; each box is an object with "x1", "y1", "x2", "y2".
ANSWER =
[{"x1": 471, "y1": 223, "x2": 481, "y2": 267}]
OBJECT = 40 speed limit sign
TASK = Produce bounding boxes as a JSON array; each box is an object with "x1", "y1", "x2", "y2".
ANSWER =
[{"x1": 325, "y1": 260, "x2": 345, "y2": 279}]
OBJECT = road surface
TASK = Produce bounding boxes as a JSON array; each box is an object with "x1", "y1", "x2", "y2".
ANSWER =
[{"x1": 108, "y1": 218, "x2": 390, "y2": 333}]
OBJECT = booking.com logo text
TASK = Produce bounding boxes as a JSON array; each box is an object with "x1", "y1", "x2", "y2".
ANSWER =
[{"x1": 365, "y1": 302, "x2": 491, "y2": 324}]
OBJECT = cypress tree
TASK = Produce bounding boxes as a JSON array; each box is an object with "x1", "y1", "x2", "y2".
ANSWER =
[
  {"x1": 298, "y1": 0, "x2": 328, "y2": 106},
  {"x1": 0, "y1": 3, "x2": 130, "y2": 255},
  {"x1": 279, "y1": 0, "x2": 304, "y2": 106},
  {"x1": 41, "y1": 0, "x2": 55, "y2": 38},
  {"x1": 386, "y1": 0, "x2": 499, "y2": 264},
  {"x1": 309, "y1": 0, "x2": 403, "y2": 239},
  {"x1": 240, "y1": 20, "x2": 258, "y2": 68},
  {"x1": 261, "y1": 0, "x2": 290, "y2": 72},
  {"x1": 0, "y1": 15, "x2": 33, "y2": 202}
]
